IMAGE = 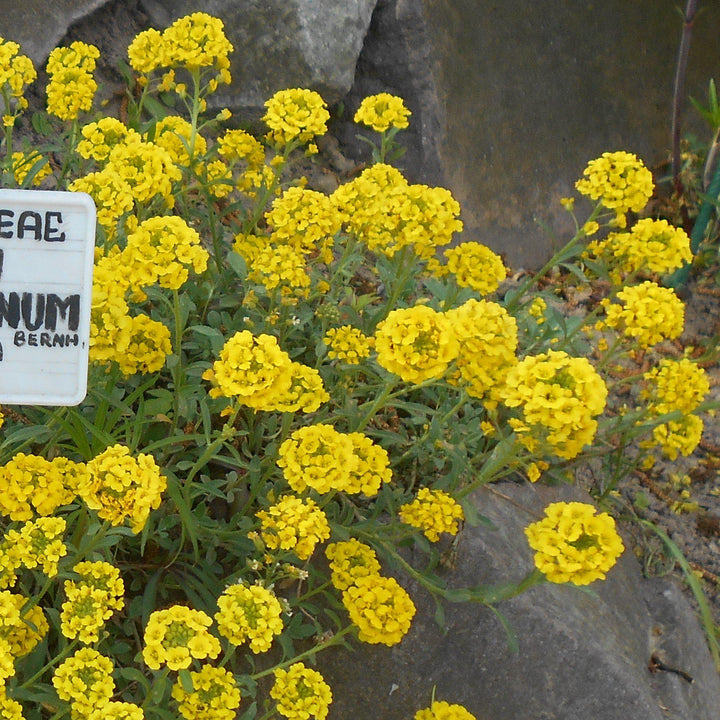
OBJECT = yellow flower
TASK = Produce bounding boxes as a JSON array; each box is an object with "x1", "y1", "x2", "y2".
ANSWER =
[
  {"x1": 215, "y1": 583, "x2": 284, "y2": 652},
  {"x1": 525, "y1": 501, "x2": 624, "y2": 585},
  {"x1": 354, "y1": 93, "x2": 411, "y2": 133},
  {"x1": 263, "y1": 88, "x2": 330, "y2": 146},
  {"x1": 83, "y1": 445, "x2": 166, "y2": 533},
  {"x1": 398, "y1": 488, "x2": 464, "y2": 542},
  {"x1": 342, "y1": 574, "x2": 416, "y2": 645},
  {"x1": 324, "y1": 326, "x2": 374, "y2": 363},
  {"x1": 444, "y1": 243, "x2": 506, "y2": 295},
  {"x1": 374, "y1": 305, "x2": 459, "y2": 383},
  {"x1": 203, "y1": 331, "x2": 294, "y2": 409},
  {"x1": 142, "y1": 605, "x2": 220, "y2": 671},
  {"x1": 415, "y1": 700, "x2": 477, "y2": 720},
  {"x1": 325, "y1": 540, "x2": 382, "y2": 591},
  {"x1": 271, "y1": 662, "x2": 332, "y2": 720},
  {"x1": 10, "y1": 151, "x2": 51, "y2": 187},
  {"x1": 257, "y1": 495, "x2": 330, "y2": 560},
  {"x1": 502, "y1": 350, "x2": 607, "y2": 459},
  {"x1": 601, "y1": 281, "x2": 684, "y2": 348},
  {"x1": 52, "y1": 647, "x2": 115, "y2": 718},
  {"x1": 172, "y1": 665, "x2": 241, "y2": 720},
  {"x1": 575, "y1": 151, "x2": 653, "y2": 217}
]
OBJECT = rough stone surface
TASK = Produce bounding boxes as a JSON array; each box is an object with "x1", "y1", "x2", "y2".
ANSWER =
[
  {"x1": 0, "y1": 0, "x2": 111, "y2": 66},
  {"x1": 317, "y1": 481, "x2": 720, "y2": 719},
  {"x1": 335, "y1": 0, "x2": 720, "y2": 268},
  {"x1": 139, "y1": 0, "x2": 377, "y2": 111}
]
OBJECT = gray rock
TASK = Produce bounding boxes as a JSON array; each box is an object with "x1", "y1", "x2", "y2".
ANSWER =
[
  {"x1": 140, "y1": 0, "x2": 377, "y2": 111},
  {"x1": 0, "y1": 0, "x2": 111, "y2": 66},
  {"x1": 336, "y1": 0, "x2": 720, "y2": 268},
  {"x1": 317, "y1": 482, "x2": 720, "y2": 719}
]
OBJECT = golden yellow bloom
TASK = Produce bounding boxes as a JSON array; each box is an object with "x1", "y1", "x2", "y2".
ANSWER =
[
  {"x1": 271, "y1": 663, "x2": 332, "y2": 720},
  {"x1": 257, "y1": 495, "x2": 330, "y2": 560},
  {"x1": 415, "y1": 700, "x2": 477, "y2": 720},
  {"x1": 399, "y1": 488, "x2": 464, "y2": 541},
  {"x1": 354, "y1": 93, "x2": 411, "y2": 133},
  {"x1": 53, "y1": 647, "x2": 115, "y2": 718},
  {"x1": 11, "y1": 151, "x2": 51, "y2": 187},
  {"x1": 324, "y1": 325, "x2": 374, "y2": 363},
  {"x1": 215, "y1": 583, "x2": 284, "y2": 652},
  {"x1": 525, "y1": 501, "x2": 624, "y2": 585},
  {"x1": 172, "y1": 665, "x2": 241, "y2": 720},
  {"x1": 69, "y1": 168, "x2": 134, "y2": 232},
  {"x1": 342, "y1": 574, "x2": 416, "y2": 645},
  {"x1": 326, "y1": 540, "x2": 382, "y2": 591},
  {"x1": 502, "y1": 350, "x2": 607, "y2": 459},
  {"x1": 374, "y1": 305, "x2": 459, "y2": 383},
  {"x1": 83, "y1": 445, "x2": 166, "y2": 533},
  {"x1": 143, "y1": 605, "x2": 220, "y2": 671},
  {"x1": 575, "y1": 151, "x2": 653, "y2": 218},
  {"x1": 263, "y1": 88, "x2": 330, "y2": 146},
  {"x1": 600, "y1": 281, "x2": 684, "y2": 348},
  {"x1": 0, "y1": 37, "x2": 36, "y2": 116},
  {"x1": 443, "y1": 243, "x2": 507, "y2": 295},
  {"x1": 46, "y1": 65, "x2": 97, "y2": 120}
]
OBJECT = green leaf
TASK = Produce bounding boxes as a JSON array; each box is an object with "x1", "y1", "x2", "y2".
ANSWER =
[{"x1": 178, "y1": 668, "x2": 194, "y2": 693}]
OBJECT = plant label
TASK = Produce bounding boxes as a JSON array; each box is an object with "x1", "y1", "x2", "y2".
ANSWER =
[{"x1": 0, "y1": 189, "x2": 96, "y2": 405}]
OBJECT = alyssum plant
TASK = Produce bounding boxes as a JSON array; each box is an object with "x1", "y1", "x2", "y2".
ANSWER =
[{"x1": 0, "y1": 12, "x2": 714, "y2": 720}]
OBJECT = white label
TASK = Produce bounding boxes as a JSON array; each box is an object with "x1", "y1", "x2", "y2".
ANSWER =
[{"x1": 0, "y1": 189, "x2": 96, "y2": 406}]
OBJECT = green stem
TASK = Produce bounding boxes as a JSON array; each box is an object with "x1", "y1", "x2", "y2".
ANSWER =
[
  {"x1": 250, "y1": 625, "x2": 355, "y2": 681},
  {"x1": 20, "y1": 639, "x2": 80, "y2": 688}
]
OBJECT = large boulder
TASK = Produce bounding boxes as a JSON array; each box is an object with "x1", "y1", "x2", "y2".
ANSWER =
[
  {"x1": 318, "y1": 481, "x2": 720, "y2": 719},
  {"x1": 335, "y1": 0, "x2": 720, "y2": 268},
  {"x1": 0, "y1": 0, "x2": 111, "y2": 66},
  {"x1": 140, "y1": 0, "x2": 378, "y2": 111}
]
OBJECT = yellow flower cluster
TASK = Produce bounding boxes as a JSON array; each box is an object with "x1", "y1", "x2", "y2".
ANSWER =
[
  {"x1": 171, "y1": 665, "x2": 241, "y2": 720},
  {"x1": 271, "y1": 662, "x2": 333, "y2": 720},
  {"x1": 415, "y1": 701, "x2": 477, "y2": 720},
  {"x1": 214, "y1": 583, "x2": 284, "y2": 653},
  {"x1": 354, "y1": 93, "x2": 411, "y2": 133},
  {"x1": 445, "y1": 299, "x2": 518, "y2": 406},
  {"x1": 0, "y1": 691, "x2": 23, "y2": 720},
  {"x1": 143, "y1": 605, "x2": 221, "y2": 671},
  {"x1": 61, "y1": 561, "x2": 125, "y2": 644},
  {"x1": 502, "y1": 350, "x2": 608, "y2": 460},
  {"x1": 0, "y1": 453, "x2": 87, "y2": 520},
  {"x1": 246, "y1": 245, "x2": 311, "y2": 295},
  {"x1": 640, "y1": 358, "x2": 709, "y2": 460},
  {"x1": 109, "y1": 136, "x2": 182, "y2": 206},
  {"x1": 76, "y1": 117, "x2": 141, "y2": 161},
  {"x1": 123, "y1": 216, "x2": 209, "y2": 299},
  {"x1": 342, "y1": 574, "x2": 416, "y2": 646},
  {"x1": 204, "y1": 330, "x2": 328, "y2": 413},
  {"x1": 278, "y1": 425, "x2": 392, "y2": 496},
  {"x1": 325, "y1": 540, "x2": 382, "y2": 591},
  {"x1": 399, "y1": 488, "x2": 464, "y2": 542},
  {"x1": 89, "y1": 701, "x2": 144, "y2": 720},
  {"x1": 375, "y1": 304, "x2": 459, "y2": 384},
  {"x1": 524, "y1": 501, "x2": 624, "y2": 585},
  {"x1": 443, "y1": 242, "x2": 507, "y2": 295},
  {"x1": 154, "y1": 116, "x2": 207, "y2": 166},
  {"x1": 0, "y1": 37, "x2": 35, "y2": 123},
  {"x1": 3, "y1": 516, "x2": 67, "y2": 579},
  {"x1": 11, "y1": 151, "x2": 51, "y2": 187},
  {"x1": 574, "y1": 151, "x2": 654, "y2": 225},
  {"x1": 0, "y1": 591, "x2": 48, "y2": 664},
  {"x1": 263, "y1": 88, "x2": 330, "y2": 146},
  {"x1": 599, "y1": 281, "x2": 684, "y2": 348},
  {"x1": 84, "y1": 445, "x2": 167, "y2": 533},
  {"x1": 69, "y1": 168, "x2": 134, "y2": 232},
  {"x1": 324, "y1": 325, "x2": 374, "y2": 363},
  {"x1": 585, "y1": 218, "x2": 692, "y2": 282},
  {"x1": 90, "y1": 249, "x2": 173, "y2": 374},
  {"x1": 257, "y1": 495, "x2": 331, "y2": 560},
  {"x1": 46, "y1": 42, "x2": 99, "y2": 121},
  {"x1": 265, "y1": 186, "x2": 341, "y2": 258},
  {"x1": 52, "y1": 647, "x2": 115, "y2": 718},
  {"x1": 332, "y1": 164, "x2": 463, "y2": 259},
  {"x1": 128, "y1": 12, "x2": 232, "y2": 88}
]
